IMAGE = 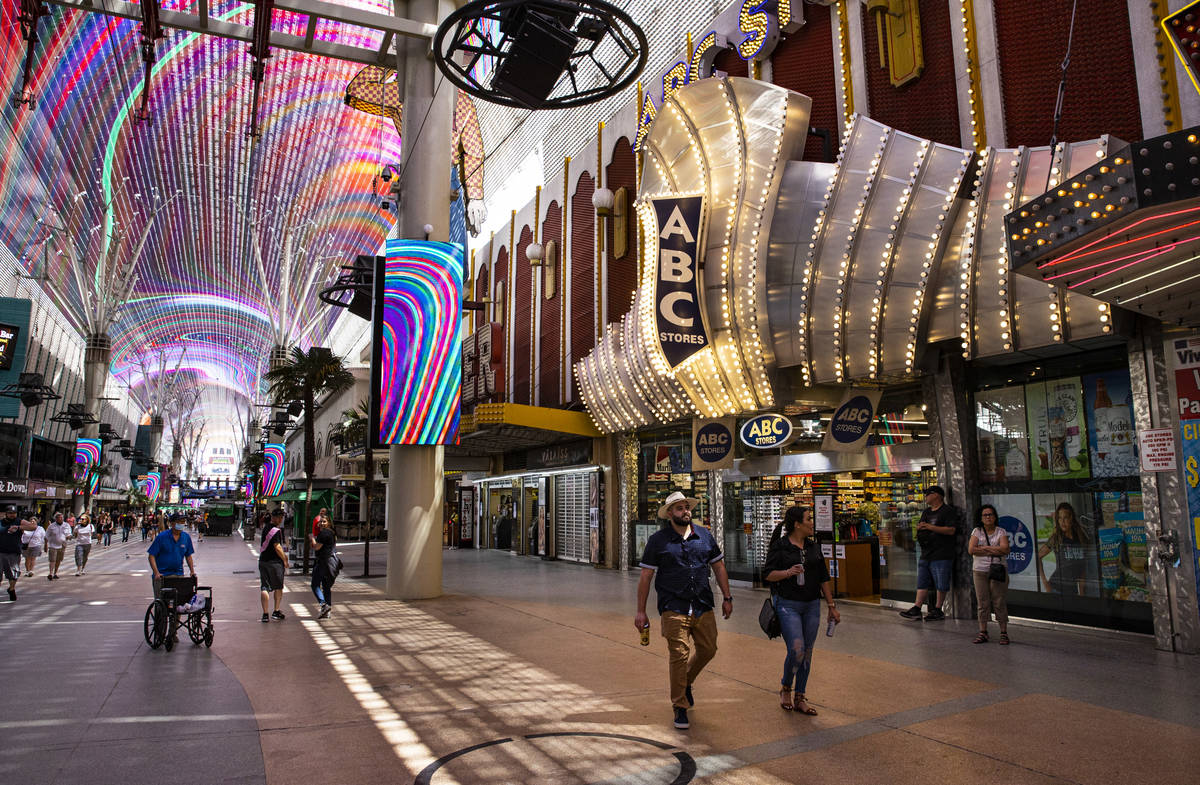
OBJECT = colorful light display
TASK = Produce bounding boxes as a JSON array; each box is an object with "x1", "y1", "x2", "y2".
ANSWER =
[
  {"x1": 0, "y1": 2, "x2": 400, "y2": 446},
  {"x1": 74, "y1": 437, "x2": 102, "y2": 467},
  {"x1": 261, "y1": 443, "x2": 286, "y2": 498},
  {"x1": 142, "y1": 471, "x2": 162, "y2": 502},
  {"x1": 372, "y1": 240, "x2": 463, "y2": 446}
]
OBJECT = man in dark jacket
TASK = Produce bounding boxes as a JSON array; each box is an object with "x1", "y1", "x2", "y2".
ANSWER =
[{"x1": 899, "y1": 486, "x2": 961, "y2": 622}]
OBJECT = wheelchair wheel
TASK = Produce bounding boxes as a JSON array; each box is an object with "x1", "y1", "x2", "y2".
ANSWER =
[
  {"x1": 188, "y1": 613, "x2": 204, "y2": 645},
  {"x1": 144, "y1": 600, "x2": 167, "y2": 649},
  {"x1": 203, "y1": 610, "x2": 214, "y2": 647}
]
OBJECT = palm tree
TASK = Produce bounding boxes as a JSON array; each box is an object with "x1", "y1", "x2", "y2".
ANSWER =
[
  {"x1": 263, "y1": 346, "x2": 355, "y2": 573},
  {"x1": 70, "y1": 462, "x2": 112, "y2": 513},
  {"x1": 341, "y1": 400, "x2": 374, "y2": 577},
  {"x1": 125, "y1": 486, "x2": 151, "y2": 530}
]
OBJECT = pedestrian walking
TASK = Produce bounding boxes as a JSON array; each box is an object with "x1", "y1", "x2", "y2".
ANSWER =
[
  {"x1": 21, "y1": 517, "x2": 45, "y2": 577},
  {"x1": 45, "y1": 513, "x2": 70, "y2": 580},
  {"x1": 259, "y1": 508, "x2": 289, "y2": 622},
  {"x1": 634, "y1": 490, "x2": 733, "y2": 731},
  {"x1": 1, "y1": 506, "x2": 36, "y2": 601},
  {"x1": 72, "y1": 514, "x2": 96, "y2": 575},
  {"x1": 969, "y1": 504, "x2": 1011, "y2": 644},
  {"x1": 100, "y1": 514, "x2": 114, "y2": 547},
  {"x1": 140, "y1": 515, "x2": 150, "y2": 541},
  {"x1": 898, "y1": 486, "x2": 961, "y2": 621},
  {"x1": 120, "y1": 510, "x2": 134, "y2": 542},
  {"x1": 310, "y1": 514, "x2": 337, "y2": 619},
  {"x1": 762, "y1": 506, "x2": 840, "y2": 715}
]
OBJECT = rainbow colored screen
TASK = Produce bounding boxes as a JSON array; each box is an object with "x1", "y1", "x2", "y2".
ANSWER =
[
  {"x1": 372, "y1": 240, "x2": 462, "y2": 445},
  {"x1": 262, "y1": 444, "x2": 286, "y2": 498},
  {"x1": 142, "y1": 471, "x2": 162, "y2": 502},
  {"x1": 75, "y1": 437, "x2": 102, "y2": 466}
]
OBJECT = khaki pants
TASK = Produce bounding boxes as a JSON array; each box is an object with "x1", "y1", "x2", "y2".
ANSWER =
[
  {"x1": 660, "y1": 610, "x2": 718, "y2": 708},
  {"x1": 972, "y1": 570, "x2": 1009, "y2": 629}
]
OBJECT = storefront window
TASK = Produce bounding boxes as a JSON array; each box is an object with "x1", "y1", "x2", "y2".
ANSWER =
[
  {"x1": 975, "y1": 362, "x2": 1150, "y2": 633},
  {"x1": 633, "y1": 430, "x2": 710, "y2": 564}
]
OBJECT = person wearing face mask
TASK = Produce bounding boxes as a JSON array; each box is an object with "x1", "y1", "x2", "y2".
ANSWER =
[{"x1": 146, "y1": 512, "x2": 196, "y2": 597}]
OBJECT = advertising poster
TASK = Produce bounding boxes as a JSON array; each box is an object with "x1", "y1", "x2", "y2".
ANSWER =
[
  {"x1": 814, "y1": 495, "x2": 833, "y2": 532},
  {"x1": 981, "y1": 494, "x2": 1038, "y2": 591},
  {"x1": 1026, "y1": 379, "x2": 1089, "y2": 481},
  {"x1": 460, "y1": 486, "x2": 475, "y2": 543},
  {"x1": 649, "y1": 195, "x2": 709, "y2": 369},
  {"x1": 1082, "y1": 370, "x2": 1138, "y2": 478},
  {"x1": 1033, "y1": 492, "x2": 1098, "y2": 597},
  {"x1": 652, "y1": 444, "x2": 689, "y2": 474},
  {"x1": 975, "y1": 386, "x2": 1030, "y2": 481},
  {"x1": 821, "y1": 388, "x2": 882, "y2": 453},
  {"x1": 692, "y1": 417, "x2": 735, "y2": 470}
]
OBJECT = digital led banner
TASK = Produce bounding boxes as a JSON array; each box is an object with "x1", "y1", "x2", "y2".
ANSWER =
[
  {"x1": 142, "y1": 471, "x2": 162, "y2": 502},
  {"x1": 261, "y1": 443, "x2": 286, "y2": 498},
  {"x1": 74, "y1": 437, "x2": 102, "y2": 467},
  {"x1": 371, "y1": 239, "x2": 463, "y2": 446},
  {"x1": 0, "y1": 299, "x2": 32, "y2": 418}
]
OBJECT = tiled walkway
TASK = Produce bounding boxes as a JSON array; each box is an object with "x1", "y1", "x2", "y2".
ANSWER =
[{"x1": 2, "y1": 531, "x2": 1198, "y2": 784}]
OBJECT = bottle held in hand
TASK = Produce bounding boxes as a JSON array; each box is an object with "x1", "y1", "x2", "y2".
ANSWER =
[
  {"x1": 795, "y1": 562, "x2": 805, "y2": 587},
  {"x1": 826, "y1": 618, "x2": 836, "y2": 637},
  {"x1": 639, "y1": 623, "x2": 650, "y2": 646}
]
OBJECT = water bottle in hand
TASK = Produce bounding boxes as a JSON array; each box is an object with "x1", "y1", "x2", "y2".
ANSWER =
[
  {"x1": 826, "y1": 618, "x2": 837, "y2": 637},
  {"x1": 795, "y1": 563, "x2": 805, "y2": 587}
]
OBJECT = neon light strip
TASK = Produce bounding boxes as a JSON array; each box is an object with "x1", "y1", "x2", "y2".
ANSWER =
[
  {"x1": 1045, "y1": 233, "x2": 1200, "y2": 280},
  {"x1": 1035, "y1": 206, "x2": 1200, "y2": 268}
]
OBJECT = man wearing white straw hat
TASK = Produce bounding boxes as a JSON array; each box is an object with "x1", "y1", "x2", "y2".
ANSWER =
[{"x1": 634, "y1": 490, "x2": 733, "y2": 731}]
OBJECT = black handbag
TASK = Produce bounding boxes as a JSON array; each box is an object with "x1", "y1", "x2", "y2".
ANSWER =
[
  {"x1": 758, "y1": 595, "x2": 781, "y2": 639},
  {"x1": 984, "y1": 528, "x2": 1007, "y2": 583}
]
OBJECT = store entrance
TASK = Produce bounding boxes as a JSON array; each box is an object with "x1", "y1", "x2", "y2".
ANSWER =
[{"x1": 724, "y1": 468, "x2": 935, "y2": 603}]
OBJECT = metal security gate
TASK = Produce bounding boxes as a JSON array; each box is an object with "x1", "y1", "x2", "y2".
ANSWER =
[{"x1": 554, "y1": 472, "x2": 590, "y2": 563}]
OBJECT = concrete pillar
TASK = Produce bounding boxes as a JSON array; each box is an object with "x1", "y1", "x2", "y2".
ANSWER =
[
  {"x1": 385, "y1": 0, "x2": 454, "y2": 600},
  {"x1": 79, "y1": 333, "x2": 111, "y2": 513},
  {"x1": 149, "y1": 415, "x2": 164, "y2": 465}
]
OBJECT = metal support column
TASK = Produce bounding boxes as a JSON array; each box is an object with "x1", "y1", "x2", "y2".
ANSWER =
[
  {"x1": 1128, "y1": 323, "x2": 1200, "y2": 652},
  {"x1": 616, "y1": 431, "x2": 639, "y2": 570},
  {"x1": 921, "y1": 348, "x2": 979, "y2": 620}
]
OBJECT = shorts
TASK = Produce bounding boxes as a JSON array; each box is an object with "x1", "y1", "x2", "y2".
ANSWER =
[
  {"x1": 1, "y1": 552, "x2": 20, "y2": 581},
  {"x1": 24, "y1": 546, "x2": 42, "y2": 558},
  {"x1": 259, "y1": 561, "x2": 285, "y2": 591},
  {"x1": 916, "y1": 558, "x2": 953, "y2": 592}
]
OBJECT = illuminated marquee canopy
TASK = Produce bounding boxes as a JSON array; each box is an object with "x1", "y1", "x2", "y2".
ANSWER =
[{"x1": 576, "y1": 78, "x2": 1118, "y2": 434}]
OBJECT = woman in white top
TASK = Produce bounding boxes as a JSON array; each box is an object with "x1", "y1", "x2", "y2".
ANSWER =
[
  {"x1": 968, "y1": 504, "x2": 1011, "y2": 644},
  {"x1": 73, "y1": 514, "x2": 96, "y2": 576},
  {"x1": 21, "y1": 519, "x2": 45, "y2": 577}
]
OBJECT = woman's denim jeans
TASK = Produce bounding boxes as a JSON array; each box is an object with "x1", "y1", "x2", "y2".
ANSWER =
[{"x1": 775, "y1": 596, "x2": 821, "y2": 694}]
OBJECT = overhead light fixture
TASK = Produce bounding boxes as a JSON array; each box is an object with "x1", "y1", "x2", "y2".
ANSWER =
[{"x1": 1, "y1": 373, "x2": 61, "y2": 409}]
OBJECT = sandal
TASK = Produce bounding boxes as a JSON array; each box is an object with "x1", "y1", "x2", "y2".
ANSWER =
[
  {"x1": 794, "y1": 694, "x2": 818, "y2": 715},
  {"x1": 779, "y1": 688, "x2": 793, "y2": 710},
  {"x1": 973, "y1": 631, "x2": 989, "y2": 644},
  {"x1": 999, "y1": 633, "x2": 1010, "y2": 645}
]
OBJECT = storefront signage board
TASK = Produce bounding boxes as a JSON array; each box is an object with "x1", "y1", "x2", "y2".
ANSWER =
[
  {"x1": 814, "y1": 495, "x2": 833, "y2": 532},
  {"x1": 0, "y1": 479, "x2": 29, "y2": 497},
  {"x1": 1168, "y1": 334, "x2": 1200, "y2": 617},
  {"x1": 821, "y1": 389, "x2": 882, "y2": 452},
  {"x1": 693, "y1": 417, "x2": 735, "y2": 470},
  {"x1": 0, "y1": 298, "x2": 32, "y2": 419},
  {"x1": 739, "y1": 413, "x2": 793, "y2": 449},
  {"x1": 650, "y1": 195, "x2": 709, "y2": 369},
  {"x1": 1138, "y1": 428, "x2": 1177, "y2": 471},
  {"x1": 528, "y1": 439, "x2": 592, "y2": 470},
  {"x1": 981, "y1": 493, "x2": 1038, "y2": 591}
]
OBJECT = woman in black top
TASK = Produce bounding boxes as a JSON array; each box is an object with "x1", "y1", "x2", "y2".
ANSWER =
[
  {"x1": 762, "y1": 506, "x2": 840, "y2": 715},
  {"x1": 309, "y1": 516, "x2": 337, "y2": 619}
]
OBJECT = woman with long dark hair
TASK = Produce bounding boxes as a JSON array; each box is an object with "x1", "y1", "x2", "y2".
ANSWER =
[
  {"x1": 1037, "y1": 502, "x2": 1089, "y2": 595},
  {"x1": 762, "y1": 506, "x2": 840, "y2": 715},
  {"x1": 968, "y1": 504, "x2": 1011, "y2": 644}
]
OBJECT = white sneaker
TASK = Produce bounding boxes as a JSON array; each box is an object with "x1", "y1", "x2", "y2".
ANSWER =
[{"x1": 318, "y1": 604, "x2": 331, "y2": 619}]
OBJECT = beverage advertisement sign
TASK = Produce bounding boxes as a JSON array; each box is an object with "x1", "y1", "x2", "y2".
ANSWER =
[
  {"x1": 976, "y1": 386, "x2": 1030, "y2": 481},
  {"x1": 1026, "y1": 379, "x2": 1089, "y2": 480},
  {"x1": 1082, "y1": 370, "x2": 1138, "y2": 477}
]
